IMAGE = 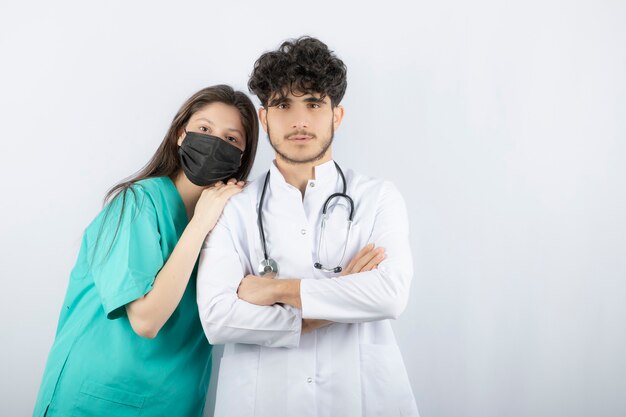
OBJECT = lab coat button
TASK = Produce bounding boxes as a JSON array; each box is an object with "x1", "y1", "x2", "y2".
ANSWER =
[
  {"x1": 309, "y1": 181, "x2": 316, "y2": 188},
  {"x1": 301, "y1": 229, "x2": 307, "y2": 235},
  {"x1": 307, "y1": 377, "x2": 313, "y2": 383}
]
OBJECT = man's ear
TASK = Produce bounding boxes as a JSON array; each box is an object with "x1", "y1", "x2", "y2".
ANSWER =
[
  {"x1": 259, "y1": 107, "x2": 268, "y2": 134},
  {"x1": 333, "y1": 105, "x2": 345, "y2": 130}
]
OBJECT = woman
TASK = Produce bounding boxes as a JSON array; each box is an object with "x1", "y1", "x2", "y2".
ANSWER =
[{"x1": 33, "y1": 85, "x2": 259, "y2": 417}]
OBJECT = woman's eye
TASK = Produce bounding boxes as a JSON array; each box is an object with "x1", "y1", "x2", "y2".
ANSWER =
[
  {"x1": 199, "y1": 126, "x2": 209, "y2": 133},
  {"x1": 227, "y1": 136, "x2": 238, "y2": 143}
]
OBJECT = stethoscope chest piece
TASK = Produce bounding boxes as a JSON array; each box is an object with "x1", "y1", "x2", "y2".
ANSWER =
[{"x1": 258, "y1": 258, "x2": 279, "y2": 277}]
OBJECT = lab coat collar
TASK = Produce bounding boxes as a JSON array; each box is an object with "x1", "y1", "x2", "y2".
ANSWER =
[{"x1": 268, "y1": 159, "x2": 339, "y2": 192}]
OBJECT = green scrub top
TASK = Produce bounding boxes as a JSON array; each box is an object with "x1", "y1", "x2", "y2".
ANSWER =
[{"x1": 33, "y1": 177, "x2": 212, "y2": 417}]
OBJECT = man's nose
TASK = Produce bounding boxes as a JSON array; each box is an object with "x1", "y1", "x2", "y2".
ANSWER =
[{"x1": 291, "y1": 109, "x2": 309, "y2": 129}]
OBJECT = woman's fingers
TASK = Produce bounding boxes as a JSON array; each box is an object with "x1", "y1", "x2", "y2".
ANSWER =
[
  {"x1": 220, "y1": 185, "x2": 244, "y2": 199},
  {"x1": 216, "y1": 182, "x2": 244, "y2": 197},
  {"x1": 209, "y1": 180, "x2": 242, "y2": 195}
]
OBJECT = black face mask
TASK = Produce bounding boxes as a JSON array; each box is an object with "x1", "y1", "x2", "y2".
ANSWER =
[{"x1": 178, "y1": 131, "x2": 243, "y2": 186}]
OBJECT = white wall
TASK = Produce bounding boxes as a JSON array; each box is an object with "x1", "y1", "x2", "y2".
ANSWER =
[{"x1": 1, "y1": 1, "x2": 625, "y2": 416}]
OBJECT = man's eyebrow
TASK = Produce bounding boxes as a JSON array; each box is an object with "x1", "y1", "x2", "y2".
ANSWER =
[
  {"x1": 269, "y1": 97, "x2": 292, "y2": 106},
  {"x1": 303, "y1": 96, "x2": 326, "y2": 103}
]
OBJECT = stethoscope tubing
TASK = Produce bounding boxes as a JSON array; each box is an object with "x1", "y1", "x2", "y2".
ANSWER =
[{"x1": 257, "y1": 162, "x2": 354, "y2": 276}]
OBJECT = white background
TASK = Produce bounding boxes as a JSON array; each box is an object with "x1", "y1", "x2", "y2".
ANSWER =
[{"x1": 1, "y1": 1, "x2": 625, "y2": 416}]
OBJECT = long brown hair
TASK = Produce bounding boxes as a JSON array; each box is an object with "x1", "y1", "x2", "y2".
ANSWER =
[{"x1": 105, "y1": 84, "x2": 259, "y2": 203}]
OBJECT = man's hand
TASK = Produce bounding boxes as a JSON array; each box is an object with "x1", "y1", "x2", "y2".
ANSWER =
[
  {"x1": 237, "y1": 275, "x2": 302, "y2": 308},
  {"x1": 237, "y1": 275, "x2": 277, "y2": 306},
  {"x1": 302, "y1": 319, "x2": 332, "y2": 334},
  {"x1": 340, "y1": 243, "x2": 385, "y2": 276},
  {"x1": 301, "y1": 244, "x2": 386, "y2": 333}
]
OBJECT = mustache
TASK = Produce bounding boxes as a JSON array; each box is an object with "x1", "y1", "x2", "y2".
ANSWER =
[{"x1": 284, "y1": 130, "x2": 317, "y2": 140}]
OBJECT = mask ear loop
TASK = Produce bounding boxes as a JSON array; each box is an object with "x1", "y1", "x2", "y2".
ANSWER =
[{"x1": 178, "y1": 128, "x2": 188, "y2": 147}]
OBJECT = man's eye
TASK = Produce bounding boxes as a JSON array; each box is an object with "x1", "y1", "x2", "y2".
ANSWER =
[
  {"x1": 310, "y1": 103, "x2": 320, "y2": 109},
  {"x1": 277, "y1": 103, "x2": 288, "y2": 109}
]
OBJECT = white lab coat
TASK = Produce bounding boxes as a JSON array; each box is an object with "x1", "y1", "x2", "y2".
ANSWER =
[{"x1": 197, "y1": 160, "x2": 419, "y2": 417}]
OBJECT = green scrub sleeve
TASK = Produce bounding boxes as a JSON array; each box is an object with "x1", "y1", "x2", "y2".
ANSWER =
[{"x1": 90, "y1": 187, "x2": 164, "y2": 320}]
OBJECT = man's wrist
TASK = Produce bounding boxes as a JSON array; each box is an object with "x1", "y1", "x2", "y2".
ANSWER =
[{"x1": 274, "y1": 279, "x2": 302, "y2": 309}]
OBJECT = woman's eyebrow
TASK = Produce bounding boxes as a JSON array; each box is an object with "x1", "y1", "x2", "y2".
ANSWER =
[
  {"x1": 195, "y1": 117, "x2": 215, "y2": 125},
  {"x1": 196, "y1": 117, "x2": 242, "y2": 137},
  {"x1": 227, "y1": 127, "x2": 244, "y2": 137}
]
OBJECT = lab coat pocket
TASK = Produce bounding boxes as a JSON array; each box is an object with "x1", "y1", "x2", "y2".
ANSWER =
[
  {"x1": 214, "y1": 351, "x2": 259, "y2": 417},
  {"x1": 360, "y1": 343, "x2": 419, "y2": 417},
  {"x1": 72, "y1": 380, "x2": 144, "y2": 417}
]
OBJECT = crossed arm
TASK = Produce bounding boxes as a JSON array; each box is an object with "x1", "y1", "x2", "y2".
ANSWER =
[
  {"x1": 196, "y1": 182, "x2": 412, "y2": 347},
  {"x1": 237, "y1": 243, "x2": 385, "y2": 333}
]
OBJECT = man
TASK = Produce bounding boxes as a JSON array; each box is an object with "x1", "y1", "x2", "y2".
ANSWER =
[{"x1": 197, "y1": 36, "x2": 419, "y2": 417}]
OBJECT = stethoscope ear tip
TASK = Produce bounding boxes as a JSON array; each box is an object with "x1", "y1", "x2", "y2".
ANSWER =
[{"x1": 314, "y1": 263, "x2": 343, "y2": 274}]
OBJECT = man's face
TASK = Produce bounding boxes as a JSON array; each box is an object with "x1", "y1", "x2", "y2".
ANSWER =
[{"x1": 259, "y1": 91, "x2": 344, "y2": 165}]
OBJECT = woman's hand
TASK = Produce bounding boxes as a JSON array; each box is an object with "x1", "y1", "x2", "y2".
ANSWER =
[
  {"x1": 340, "y1": 243, "x2": 385, "y2": 276},
  {"x1": 191, "y1": 178, "x2": 245, "y2": 233},
  {"x1": 127, "y1": 178, "x2": 245, "y2": 339}
]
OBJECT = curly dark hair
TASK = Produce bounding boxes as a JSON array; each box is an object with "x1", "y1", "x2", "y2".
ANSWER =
[{"x1": 248, "y1": 36, "x2": 347, "y2": 108}]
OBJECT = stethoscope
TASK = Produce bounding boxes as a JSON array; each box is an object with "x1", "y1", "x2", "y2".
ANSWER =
[{"x1": 257, "y1": 162, "x2": 354, "y2": 276}]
